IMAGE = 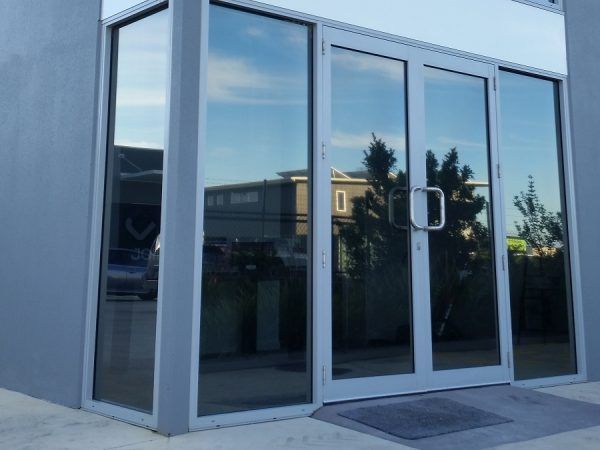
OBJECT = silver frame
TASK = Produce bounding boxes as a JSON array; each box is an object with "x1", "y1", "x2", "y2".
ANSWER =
[
  {"x1": 82, "y1": 0, "x2": 169, "y2": 430},
  {"x1": 83, "y1": 0, "x2": 586, "y2": 433},
  {"x1": 188, "y1": 0, "x2": 322, "y2": 431},
  {"x1": 320, "y1": 27, "x2": 512, "y2": 403},
  {"x1": 495, "y1": 71, "x2": 587, "y2": 389}
]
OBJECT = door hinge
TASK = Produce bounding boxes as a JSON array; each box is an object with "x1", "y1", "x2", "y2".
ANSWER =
[
  {"x1": 322, "y1": 141, "x2": 326, "y2": 160},
  {"x1": 322, "y1": 365, "x2": 327, "y2": 385},
  {"x1": 493, "y1": 76, "x2": 497, "y2": 91},
  {"x1": 501, "y1": 254, "x2": 506, "y2": 271},
  {"x1": 497, "y1": 163, "x2": 502, "y2": 179},
  {"x1": 322, "y1": 250, "x2": 326, "y2": 269},
  {"x1": 322, "y1": 39, "x2": 326, "y2": 55},
  {"x1": 507, "y1": 352, "x2": 512, "y2": 369}
]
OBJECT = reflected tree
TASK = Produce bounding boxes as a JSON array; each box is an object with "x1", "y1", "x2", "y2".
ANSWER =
[
  {"x1": 510, "y1": 174, "x2": 569, "y2": 343},
  {"x1": 426, "y1": 148, "x2": 494, "y2": 340},
  {"x1": 333, "y1": 134, "x2": 410, "y2": 350},
  {"x1": 339, "y1": 134, "x2": 407, "y2": 279},
  {"x1": 336, "y1": 135, "x2": 494, "y2": 345},
  {"x1": 513, "y1": 175, "x2": 563, "y2": 256}
]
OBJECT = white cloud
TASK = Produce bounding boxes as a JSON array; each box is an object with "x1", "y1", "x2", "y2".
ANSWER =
[
  {"x1": 332, "y1": 131, "x2": 406, "y2": 152},
  {"x1": 207, "y1": 53, "x2": 306, "y2": 105},
  {"x1": 424, "y1": 67, "x2": 483, "y2": 87},
  {"x1": 436, "y1": 136, "x2": 486, "y2": 149},
  {"x1": 284, "y1": 26, "x2": 309, "y2": 47},
  {"x1": 332, "y1": 50, "x2": 404, "y2": 81},
  {"x1": 245, "y1": 26, "x2": 266, "y2": 38}
]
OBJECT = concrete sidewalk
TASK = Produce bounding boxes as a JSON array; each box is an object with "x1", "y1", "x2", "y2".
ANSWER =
[{"x1": 1, "y1": 383, "x2": 599, "y2": 449}]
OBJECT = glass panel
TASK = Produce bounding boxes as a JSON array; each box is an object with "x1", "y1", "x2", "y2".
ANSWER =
[
  {"x1": 197, "y1": 5, "x2": 312, "y2": 417},
  {"x1": 499, "y1": 70, "x2": 576, "y2": 380},
  {"x1": 94, "y1": 9, "x2": 169, "y2": 412},
  {"x1": 330, "y1": 47, "x2": 412, "y2": 380},
  {"x1": 424, "y1": 67, "x2": 500, "y2": 371}
]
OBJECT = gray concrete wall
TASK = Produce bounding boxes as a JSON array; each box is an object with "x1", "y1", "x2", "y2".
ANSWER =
[
  {"x1": 0, "y1": 0, "x2": 101, "y2": 406},
  {"x1": 564, "y1": 0, "x2": 600, "y2": 381}
]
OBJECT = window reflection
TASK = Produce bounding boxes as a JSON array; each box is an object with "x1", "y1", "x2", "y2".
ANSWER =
[
  {"x1": 94, "y1": 9, "x2": 168, "y2": 413},
  {"x1": 197, "y1": 5, "x2": 312, "y2": 417},
  {"x1": 424, "y1": 67, "x2": 500, "y2": 370},
  {"x1": 499, "y1": 70, "x2": 576, "y2": 380},
  {"x1": 330, "y1": 47, "x2": 413, "y2": 380}
]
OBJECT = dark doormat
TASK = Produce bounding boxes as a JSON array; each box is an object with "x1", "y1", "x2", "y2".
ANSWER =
[
  {"x1": 339, "y1": 397, "x2": 512, "y2": 440},
  {"x1": 313, "y1": 385, "x2": 600, "y2": 450}
]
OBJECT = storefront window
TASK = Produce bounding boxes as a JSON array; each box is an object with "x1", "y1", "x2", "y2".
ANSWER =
[
  {"x1": 94, "y1": 8, "x2": 169, "y2": 412},
  {"x1": 499, "y1": 70, "x2": 576, "y2": 380},
  {"x1": 197, "y1": 5, "x2": 312, "y2": 416}
]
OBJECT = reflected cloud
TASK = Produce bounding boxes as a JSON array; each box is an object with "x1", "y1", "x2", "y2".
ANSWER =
[
  {"x1": 208, "y1": 53, "x2": 306, "y2": 105},
  {"x1": 244, "y1": 26, "x2": 266, "y2": 38},
  {"x1": 117, "y1": 89, "x2": 166, "y2": 107},
  {"x1": 332, "y1": 50, "x2": 404, "y2": 81},
  {"x1": 425, "y1": 67, "x2": 483, "y2": 88},
  {"x1": 332, "y1": 131, "x2": 406, "y2": 152},
  {"x1": 436, "y1": 136, "x2": 485, "y2": 150}
]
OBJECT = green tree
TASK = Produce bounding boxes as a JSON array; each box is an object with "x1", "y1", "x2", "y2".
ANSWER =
[
  {"x1": 426, "y1": 148, "x2": 493, "y2": 339},
  {"x1": 338, "y1": 134, "x2": 407, "y2": 279},
  {"x1": 513, "y1": 175, "x2": 563, "y2": 255},
  {"x1": 336, "y1": 136, "x2": 494, "y2": 342}
]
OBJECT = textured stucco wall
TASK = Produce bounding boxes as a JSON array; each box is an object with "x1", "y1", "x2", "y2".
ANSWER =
[
  {"x1": 564, "y1": 0, "x2": 600, "y2": 381},
  {"x1": 0, "y1": 0, "x2": 101, "y2": 406}
]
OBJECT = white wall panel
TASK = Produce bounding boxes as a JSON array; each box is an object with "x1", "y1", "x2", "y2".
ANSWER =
[{"x1": 257, "y1": 0, "x2": 567, "y2": 74}]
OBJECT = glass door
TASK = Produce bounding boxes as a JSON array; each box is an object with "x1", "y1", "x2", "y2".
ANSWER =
[
  {"x1": 321, "y1": 28, "x2": 509, "y2": 402},
  {"x1": 418, "y1": 52, "x2": 510, "y2": 390}
]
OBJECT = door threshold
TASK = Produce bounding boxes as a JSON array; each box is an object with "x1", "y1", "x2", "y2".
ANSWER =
[{"x1": 323, "y1": 381, "x2": 510, "y2": 406}]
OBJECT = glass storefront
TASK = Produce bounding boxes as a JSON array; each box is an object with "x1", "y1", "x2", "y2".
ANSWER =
[{"x1": 89, "y1": 1, "x2": 580, "y2": 430}]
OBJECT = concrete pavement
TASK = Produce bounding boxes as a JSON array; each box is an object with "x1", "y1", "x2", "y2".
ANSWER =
[{"x1": 1, "y1": 383, "x2": 599, "y2": 449}]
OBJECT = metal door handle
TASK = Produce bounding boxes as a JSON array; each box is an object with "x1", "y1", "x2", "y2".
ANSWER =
[
  {"x1": 410, "y1": 186, "x2": 425, "y2": 230},
  {"x1": 388, "y1": 186, "x2": 407, "y2": 230},
  {"x1": 409, "y1": 186, "x2": 446, "y2": 232},
  {"x1": 423, "y1": 187, "x2": 446, "y2": 232}
]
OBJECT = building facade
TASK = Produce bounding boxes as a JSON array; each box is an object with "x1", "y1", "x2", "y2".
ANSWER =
[{"x1": 0, "y1": 0, "x2": 598, "y2": 436}]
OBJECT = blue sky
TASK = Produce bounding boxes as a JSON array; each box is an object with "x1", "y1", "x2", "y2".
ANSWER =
[
  {"x1": 499, "y1": 71, "x2": 564, "y2": 235},
  {"x1": 113, "y1": 9, "x2": 169, "y2": 149},
  {"x1": 330, "y1": 47, "x2": 407, "y2": 175},
  {"x1": 204, "y1": 5, "x2": 310, "y2": 187}
]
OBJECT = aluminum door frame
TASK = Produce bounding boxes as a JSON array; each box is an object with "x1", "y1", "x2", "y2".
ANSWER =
[
  {"x1": 320, "y1": 27, "x2": 426, "y2": 402},
  {"x1": 414, "y1": 47, "x2": 512, "y2": 391},
  {"x1": 320, "y1": 27, "x2": 511, "y2": 403}
]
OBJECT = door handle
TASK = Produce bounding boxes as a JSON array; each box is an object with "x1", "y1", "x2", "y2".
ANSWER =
[
  {"x1": 409, "y1": 186, "x2": 446, "y2": 232},
  {"x1": 410, "y1": 186, "x2": 425, "y2": 231},
  {"x1": 388, "y1": 186, "x2": 408, "y2": 230},
  {"x1": 423, "y1": 187, "x2": 446, "y2": 232}
]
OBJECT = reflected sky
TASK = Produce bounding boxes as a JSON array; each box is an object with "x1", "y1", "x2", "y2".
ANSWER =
[
  {"x1": 113, "y1": 9, "x2": 169, "y2": 150},
  {"x1": 331, "y1": 47, "x2": 407, "y2": 174},
  {"x1": 425, "y1": 67, "x2": 489, "y2": 183},
  {"x1": 205, "y1": 5, "x2": 310, "y2": 187},
  {"x1": 499, "y1": 71, "x2": 563, "y2": 235}
]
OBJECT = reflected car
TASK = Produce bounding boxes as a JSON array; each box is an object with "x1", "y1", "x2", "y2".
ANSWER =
[
  {"x1": 107, "y1": 248, "x2": 155, "y2": 300},
  {"x1": 140, "y1": 234, "x2": 307, "y2": 289}
]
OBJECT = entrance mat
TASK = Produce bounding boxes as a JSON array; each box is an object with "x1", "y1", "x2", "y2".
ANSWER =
[
  {"x1": 339, "y1": 397, "x2": 512, "y2": 440},
  {"x1": 313, "y1": 385, "x2": 600, "y2": 450}
]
